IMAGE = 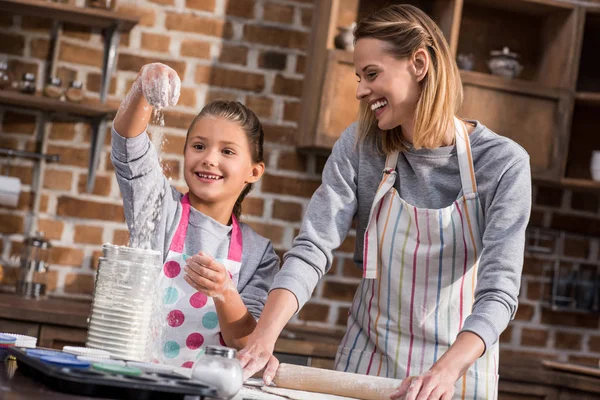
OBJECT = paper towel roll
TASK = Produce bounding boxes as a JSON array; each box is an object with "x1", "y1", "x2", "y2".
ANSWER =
[{"x1": 0, "y1": 176, "x2": 21, "y2": 207}]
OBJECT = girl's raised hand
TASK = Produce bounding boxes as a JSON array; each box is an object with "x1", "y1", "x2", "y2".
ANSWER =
[
  {"x1": 183, "y1": 251, "x2": 235, "y2": 298},
  {"x1": 139, "y1": 62, "x2": 181, "y2": 110}
]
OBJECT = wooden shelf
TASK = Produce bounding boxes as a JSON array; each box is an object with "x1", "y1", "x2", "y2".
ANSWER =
[
  {"x1": 460, "y1": 70, "x2": 562, "y2": 99},
  {"x1": 575, "y1": 92, "x2": 600, "y2": 105},
  {"x1": 0, "y1": 0, "x2": 138, "y2": 31},
  {"x1": 0, "y1": 90, "x2": 117, "y2": 119},
  {"x1": 534, "y1": 177, "x2": 600, "y2": 192},
  {"x1": 466, "y1": 0, "x2": 576, "y2": 15}
]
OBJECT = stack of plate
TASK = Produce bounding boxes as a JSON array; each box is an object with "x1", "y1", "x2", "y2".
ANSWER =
[{"x1": 86, "y1": 244, "x2": 162, "y2": 361}]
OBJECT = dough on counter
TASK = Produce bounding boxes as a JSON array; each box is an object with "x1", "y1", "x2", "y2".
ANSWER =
[{"x1": 261, "y1": 386, "x2": 359, "y2": 400}]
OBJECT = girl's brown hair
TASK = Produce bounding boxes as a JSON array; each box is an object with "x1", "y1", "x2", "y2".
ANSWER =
[
  {"x1": 186, "y1": 100, "x2": 264, "y2": 219},
  {"x1": 354, "y1": 4, "x2": 463, "y2": 153}
]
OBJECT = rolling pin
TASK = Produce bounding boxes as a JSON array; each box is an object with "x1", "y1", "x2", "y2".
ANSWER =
[{"x1": 273, "y1": 363, "x2": 402, "y2": 400}]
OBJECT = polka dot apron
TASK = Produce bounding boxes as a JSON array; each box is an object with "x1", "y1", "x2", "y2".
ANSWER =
[{"x1": 156, "y1": 193, "x2": 242, "y2": 368}]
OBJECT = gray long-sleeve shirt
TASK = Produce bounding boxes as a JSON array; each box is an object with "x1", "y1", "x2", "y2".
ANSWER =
[
  {"x1": 111, "y1": 128, "x2": 280, "y2": 319},
  {"x1": 272, "y1": 121, "x2": 531, "y2": 349}
]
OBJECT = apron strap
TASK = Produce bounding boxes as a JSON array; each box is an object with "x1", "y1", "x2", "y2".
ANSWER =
[
  {"x1": 454, "y1": 117, "x2": 478, "y2": 196},
  {"x1": 170, "y1": 193, "x2": 191, "y2": 253},
  {"x1": 227, "y1": 215, "x2": 243, "y2": 262}
]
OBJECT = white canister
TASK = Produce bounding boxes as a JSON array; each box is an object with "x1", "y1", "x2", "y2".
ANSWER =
[
  {"x1": 590, "y1": 150, "x2": 600, "y2": 182},
  {"x1": 191, "y1": 346, "x2": 243, "y2": 399},
  {"x1": 0, "y1": 176, "x2": 21, "y2": 207}
]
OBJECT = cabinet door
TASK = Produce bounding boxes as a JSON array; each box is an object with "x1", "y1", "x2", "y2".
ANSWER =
[
  {"x1": 38, "y1": 325, "x2": 87, "y2": 350},
  {"x1": 0, "y1": 318, "x2": 39, "y2": 337}
]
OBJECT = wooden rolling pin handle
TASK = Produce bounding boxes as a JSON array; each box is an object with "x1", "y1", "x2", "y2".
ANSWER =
[{"x1": 273, "y1": 363, "x2": 402, "y2": 400}]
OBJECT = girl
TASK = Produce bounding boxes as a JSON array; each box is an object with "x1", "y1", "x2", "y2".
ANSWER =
[
  {"x1": 111, "y1": 63, "x2": 279, "y2": 368},
  {"x1": 239, "y1": 4, "x2": 531, "y2": 400}
]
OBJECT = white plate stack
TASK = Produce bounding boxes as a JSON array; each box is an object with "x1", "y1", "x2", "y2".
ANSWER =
[{"x1": 86, "y1": 244, "x2": 162, "y2": 362}]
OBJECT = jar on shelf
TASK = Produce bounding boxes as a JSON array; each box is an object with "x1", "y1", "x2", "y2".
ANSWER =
[
  {"x1": 43, "y1": 77, "x2": 63, "y2": 99},
  {"x1": 191, "y1": 346, "x2": 243, "y2": 399},
  {"x1": 85, "y1": 0, "x2": 117, "y2": 10},
  {"x1": 65, "y1": 80, "x2": 83, "y2": 103},
  {"x1": 19, "y1": 73, "x2": 36, "y2": 95},
  {"x1": 0, "y1": 61, "x2": 11, "y2": 90}
]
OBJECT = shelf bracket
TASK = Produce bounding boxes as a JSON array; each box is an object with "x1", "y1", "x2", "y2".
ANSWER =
[
  {"x1": 86, "y1": 117, "x2": 107, "y2": 193},
  {"x1": 100, "y1": 22, "x2": 121, "y2": 103},
  {"x1": 44, "y1": 20, "x2": 63, "y2": 86},
  {"x1": 26, "y1": 111, "x2": 49, "y2": 237}
]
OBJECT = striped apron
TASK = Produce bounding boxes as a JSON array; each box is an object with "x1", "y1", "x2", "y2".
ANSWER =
[{"x1": 334, "y1": 118, "x2": 499, "y2": 399}]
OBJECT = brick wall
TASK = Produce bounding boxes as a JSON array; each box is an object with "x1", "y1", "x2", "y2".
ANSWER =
[{"x1": 1, "y1": 0, "x2": 599, "y2": 366}]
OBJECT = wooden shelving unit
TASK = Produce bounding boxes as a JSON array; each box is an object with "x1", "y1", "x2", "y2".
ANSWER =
[
  {"x1": 297, "y1": 0, "x2": 600, "y2": 191},
  {"x1": 0, "y1": 0, "x2": 138, "y2": 236}
]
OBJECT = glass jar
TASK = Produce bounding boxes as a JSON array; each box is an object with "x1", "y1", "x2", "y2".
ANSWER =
[
  {"x1": 19, "y1": 73, "x2": 36, "y2": 94},
  {"x1": 65, "y1": 80, "x2": 83, "y2": 103},
  {"x1": 86, "y1": 244, "x2": 162, "y2": 361},
  {"x1": 43, "y1": 76, "x2": 63, "y2": 99},
  {"x1": 0, "y1": 61, "x2": 10, "y2": 90},
  {"x1": 15, "y1": 232, "x2": 52, "y2": 299},
  {"x1": 191, "y1": 346, "x2": 243, "y2": 399},
  {"x1": 86, "y1": 0, "x2": 117, "y2": 10}
]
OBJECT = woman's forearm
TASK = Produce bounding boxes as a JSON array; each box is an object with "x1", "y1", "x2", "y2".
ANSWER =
[
  {"x1": 248, "y1": 289, "x2": 299, "y2": 345},
  {"x1": 430, "y1": 331, "x2": 485, "y2": 381},
  {"x1": 214, "y1": 290, "x2": 257, "y2": 349},
  {"x1": 113, "y1": 76, "x2": 153, "y2": 138}
]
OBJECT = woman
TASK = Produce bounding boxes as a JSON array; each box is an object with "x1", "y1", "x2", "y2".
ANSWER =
[{"x1": 239, "y1": 5, "x2": 531, "y2": 399}]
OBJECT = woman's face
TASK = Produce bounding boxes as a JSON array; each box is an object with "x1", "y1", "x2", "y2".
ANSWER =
[{"x1": 353, "y1": 38, "x2": 422, "y2": 131}]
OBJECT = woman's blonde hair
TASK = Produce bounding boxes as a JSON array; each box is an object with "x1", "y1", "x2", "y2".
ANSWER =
[{"x1": 354, "y1": 4, "x2": 462, "y2": 153}]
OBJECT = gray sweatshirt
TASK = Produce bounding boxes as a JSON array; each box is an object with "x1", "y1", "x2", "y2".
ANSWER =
[
  {"x1": 272, "y1": 121, "x2": 531, "y2": 350},
  {"x1": 111, "y1": 128, "x2": 280, "y2": 319}
]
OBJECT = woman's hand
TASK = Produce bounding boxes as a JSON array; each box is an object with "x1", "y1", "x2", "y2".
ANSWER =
[
  {"x1": 138, "y1": 62, "x2": 180, "y2": 109},
  {"x1": 184, "y1": 252, "x2": 235, "y2": 298},
  {"x1": 237, "y1": 335, "x2": 279, "y2": 384},
  {"x1": 390, "y1": 369, "x2": 455, "y2": 400}
]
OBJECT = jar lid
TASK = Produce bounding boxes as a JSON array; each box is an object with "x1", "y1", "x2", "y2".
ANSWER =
[
  {"x1": 0, "y1": 61, "x2": 8, "y2": 70},
  {"x1": 47, "y1": 76, "x2": 62, "y2": 86},
  {"x1": 205, "y1": 345, "x2": 236, "y2": 359},
  {"x1": 23, "y1": 73, "x2": 36, "y2": 81},
  {"x1": 490, "y1": 47, "x2": 519, "y2": 59},
  {"x1": 69, "y1": 80, "x2": 83, "y2": 89}
]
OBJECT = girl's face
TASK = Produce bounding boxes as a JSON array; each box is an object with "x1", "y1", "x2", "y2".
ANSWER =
[
  {"x1": 353, "y1": 38, "x2": 423, "y2": 131},
  {"x1": 184, "y1": 117, "x2": 264, "y2": 209}
]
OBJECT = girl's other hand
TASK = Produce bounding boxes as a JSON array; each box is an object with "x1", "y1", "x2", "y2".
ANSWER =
[
  {"x1": 184, "y1": 251, "x2": 235, "y2": 297},
  {"x1": 139, "y1": 63, "x2": 181, "y2": 109},
  {"x1": 237, "y1": 336, "x2": 279, "y2": 383},
  {"x1": 389, "y1": 370, "x2": 455, "y2": 400}
]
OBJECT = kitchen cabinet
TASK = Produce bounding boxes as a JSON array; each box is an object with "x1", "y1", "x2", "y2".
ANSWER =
[{"x1": 298, "y1": 0, "x2": 600, "y2": 190}]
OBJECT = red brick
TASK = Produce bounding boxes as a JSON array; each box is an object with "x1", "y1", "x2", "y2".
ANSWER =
[
  {"x1": 86, "y1": 73, "x2": 117, "y2": 95},
  {"x1": 30, "y1": 38, "x2": 49, "y2": 59},
  {"x1": 246, "y1": 95, "x2": 273, "y2": 119},
  {"x1": 196, "y1": 66, "x2": 265, "y2": 92},
  {"x1": 316, "y1": 155, "x2": 328, "y2": 174},
  {"x1": 7, "y1": 60, "x2": 38, "y2": 81},
  {"x1": 205, "y1": 89, "x2": 238, "y2": 103},
  {"x1": 258, "y1": 51, "x2": 287, "y2": 70},
  {"x1": 298, "y1": 302, "x2": 329, "y2": 323},
  {"x1": 50, "y1": 122, "x2": 77, "y2": 141},
  {"x1": 62, "y1": 23, "x2": 91, "y2": 41},
  {"x1": 56, "y1": 67, "x2": 77, "y2": 89},
  {"x1": 500, "y1": 325, "x2": 512, "y2": 344},
  {"x1": 342, "y1": 258, "x2": 362, "y2": 279},
  {"x1": 563, "y1": 237, "x2": 590, "y2": 259},
  {"x1": 283, "y1": 101, "x2": 301, "y2": 122},
  {"x1": 186, "y1": 0, "x2": 215, "y2": 11},
  {"x1": 165, "y1": 13, "x2": 230, "y2": 38},
  {"x1": 567, "y1": 355, "x2": 599, "y2": 367},
  {"x1": 37, "y1": 219, "x2": 63, "y2": 241},
  {"x1": 244, "y1": 25, "x2": 307, "y2": 50},
  {"x1": 0, "y1": 32, "x2": 25, "y2": 56},
  {"x1": 219, "y1": 44, "x2": 248, "y2": 65},
  {"x1": 225, "y1": 0, "x2": 255, "y2": 18},
  {"x1": 59, "y1": 42, "x2": 103, "y2": 68},
  {"x1": 336, "y1": 306, "x2": 350, "y2": 326},
  {"x1": 163, "y1": 110, "x2": 197, "y2": 130},
  {"x1": 296, "y1": 54, "x2": 306, "y2": 74},
  {"x1": 263, "y1": 2, "x2": 294, "y2": 24},
  {"x1": 180, "y1": 40, "x2": 211, "y2": 59},
  {"x1": 64, "y1": 273, "x2": 95, "y2": 294},
  {"x1": 262, "y1": 174, "x2": 320, "y2": 197},
  {"x1": 45, "y1": 270, "x2": 59, "y2": 292},
  {"x1": 589, "y1": 335, "x2": 600, "y2": 352},
  {"x1": 50, "y1": 246, "x2": 85, "y2": 267},
  {"x1": 520, "y1": 328, "x2": 548, "y2": 347},
  {"x1": 301, "y1": 7, "x2": 313, "y2": 27},
  {"x1": 74, "y1": 225, "x2": 104, "y2": 245},
  {"x1": 91, "y1": 250, "x2": 103, "y2": 270},
  {"x1": 0, "y1": 14, "x2": 13, "y2": 28},
  {"x1": 274, "y1": 75, "x2": 303, "y2": 97},
  {"x1": 57, "y1": 197, "x2": 125, "y2": 222},
  {"x1": 536, "y1": 185, "x2": 563, "y2": 207},
  {"x1": 522, "y1": 256, "x2": 545, "y2": 276},
  {"x1": 117, "y1": 53, "x2": 187, "y2": 78},
  {"x1": 528, "y1": 210, "x2": 544, "y2": 227},
  {"x1": 163, "y1": 134, "x2": 187, "y2": 155},
  {"x1": 322, "y1": 281, "x2": 359, "y2": 302},
  {"x1": 541, "y1": 309, "x2": 599, "y2": 328},
  {"x1": 113, "y1": 230, "x2": 130, "y2": 246},
  {"x1": 178, "y1": 87, "x2": 196, "y2": 108},
  {"x1": 5, "y1": 164, "x2": 34, "y2": 186},
  {"x1": 278, "y1": 150, "x2": 307, "y2": 172},
  {"x1": 526, "y1": 281, "x2": 550, "y2": 301},
  {"x1": 514, "y1": 304, "x2": 534, "y2": 321},
  {"x1": 554, "y1": 331, "x2": 582, "y2": 350},
  {"x1": 77, "y1": 174, "x2": 112, "y2": 196},
  {"x1": 43, "y1": 169, "x2": 73, "y2": 191},
  {"x1": 46, "y1": 145, "x2": 89, "y2": 168},
  {"x1": 550, "y1": 213, "x2": 600, "y2": 236},
  {"x1": 3, "y1": 111, "x2": 36, "y2": 135},
  {"x1": 149, "y1": 0, "x2": 174, "y2": 5},
  {"x1": 245, "y1": 221, "x2": 285, "y2": 245},
  {"x1": 162, "y1": 159, "x2": 180, "y2": 180},
  {"x1": 241, "y1": 197, "x2": 264, "y2": 217},
  {"x1": 116, "y1": 5, "x2": 156, "y2": 27},
  {"x1": 570, "y1": 191, "x2": 599, "y2": 213},
  {"x1": 0, "y1": 136, "x2": 19, "y2": 150},
  {"x1": 141, "y1": 33, "x2": 171, "y2": 53},
  {"x1": 0, "y1": 214, "x2": 24, "y2": 234},
  {"x1": 272, "y1": 200, "x2": 303, "y2": 222}
]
